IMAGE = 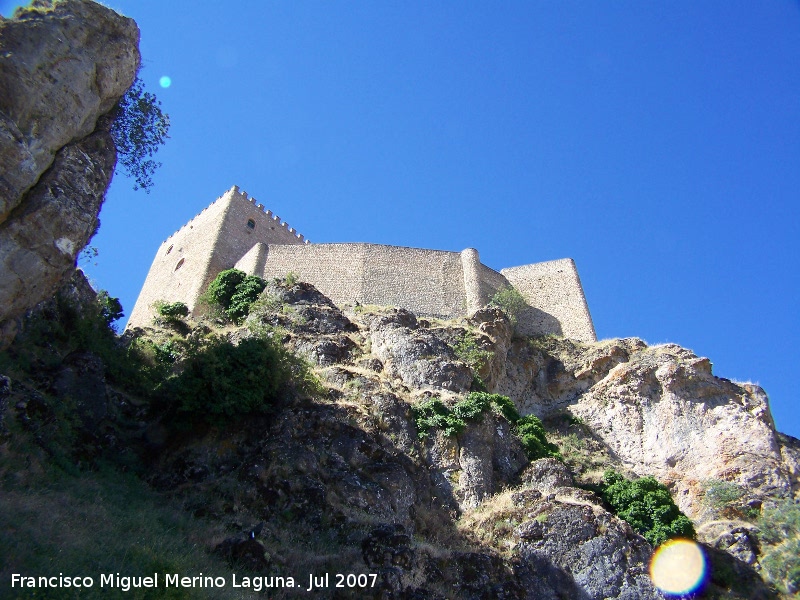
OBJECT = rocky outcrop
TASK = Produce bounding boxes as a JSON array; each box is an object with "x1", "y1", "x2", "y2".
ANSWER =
[
  {"x1": 0, "y1": 0, "x2": 140, "y2": 347},
  {"x1": 366, "y1": 309, "x2": 472, "y2": 393},
  {"x1": 493, "y1": 336, "x2": 798, "y2": 521},
  {"x1": 459, "y1": 459, "x2": 663, "y2": 599},
  {"x1": 572, "y1": 344, "x2": 793, "y2": 515},
  {"x1": 5, "y1": 276, "x2": 792, "y2": 598}
]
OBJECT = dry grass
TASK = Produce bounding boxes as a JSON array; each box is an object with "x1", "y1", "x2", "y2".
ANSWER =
[
  {"x1": 543, "y1": 415, "x2": 619, "y2": 487},
  {"x1": 457, "y1": 487, "x2": 551, "y2": 555}
]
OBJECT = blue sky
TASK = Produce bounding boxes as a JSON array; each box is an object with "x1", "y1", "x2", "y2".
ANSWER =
[{"x1": 4, "y1": 1, "x2": 799, "y2": 439}]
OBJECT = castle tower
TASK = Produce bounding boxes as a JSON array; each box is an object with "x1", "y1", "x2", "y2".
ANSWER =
[{"x1": 127, "y1": 186, "x2": 307, "y2": 329}]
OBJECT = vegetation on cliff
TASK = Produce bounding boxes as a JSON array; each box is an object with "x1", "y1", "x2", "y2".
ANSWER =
[
  {"x1": 200, "y1": 268, "x2": 267, "y2": 324},
  {"x1": 412, "y1": 392, "x2": 562, "y2": 461},
  {"x1": 600, "y1": 470, "x2": 696, "y2": 547},
  {"x1": 489, "y1": 286, "x2": 527, "y2": 326},
  {"x1": 758, "y1": 498, "x2": 800, "y2": 595},
  {"x1": 0, "y1": 270, "x2": 795, "y2": 598},
  {"x1": 111, "y1": 75, "x2": 170, "y2": 193}
]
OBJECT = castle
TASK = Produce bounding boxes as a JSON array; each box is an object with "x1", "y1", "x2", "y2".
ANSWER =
[{"x1": 127, "y1": 186, "x2": 597, "y2": 341}]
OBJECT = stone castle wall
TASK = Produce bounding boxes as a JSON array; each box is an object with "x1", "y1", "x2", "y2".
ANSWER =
[
  {"x1": 248, "y1": 243, "x2": 471, "y2": 319},
  {"x1": 127, "y1": 186, "x2": 597, "y2": 342},
  {"x1": 501, "y1": 259, "x2": 596, "y2": 341},
  {"x1": 128, "y1": 195, "x2": 228, "y2": 329},
  {"x1": 128, "y1": 186, "x2": 306, "y2": 328}
]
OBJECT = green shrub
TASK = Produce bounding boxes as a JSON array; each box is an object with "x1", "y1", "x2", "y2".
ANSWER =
[
  {"x1": 150, "y1": 340, "x2": 179, "y2": 364},
  {"x1": 412, "y1": 392, "x2": 559, "y2": 461},
  {"x1": 285, "y1": 271, "x2": 299, "y2": 287},
  {"x1": 205, "y1": 269, "x2": 247, "y2": 308},
  {"x1": 451, "y1": 335, "x2": 492, "y2": 392},
  {"x1": 490, "y1": 286, "x2": 527, "y2": 325},
  {"x1": 451, "y1": 332, "x2": 494, "y2": 389},
  {"x1": 484, "y1": 393, "x2": 521, "y2": 425},
  {"x1": 97, "y1": 291, "x2": 124, "y2": 329},
  {"x1": 412, "y1": 398, "x2": 465, "y2": 438},
  {"x1": 158, "y1": 334, "x2": 319, "y2": 423},
  {"x1": 155, "y1": 301, "x2": 189, "y2": 321},
  {"x1": 758, "y1": 498, "x2": 800, "y2": 594},
  {"x1": 450, "y1": 393, "x2": 491, "y2": 421},
  {"x1": 227, "y1": 276, "x2": 267, "y2": 323},
  {"x1": 700, "y1": 479, "x2": 758, "y2": 519},
  {"x1": 702, "y1": 479, "x2": 745, "y2": 508},
  {"x1": 516, "y1": 415, "x2": 562, "y2": 461},
  {"x1": 203, "y1": 269, "x2": 266, "y2": 324},
  {"x1": 601, "y1": 470, "x2": 695, "y2": 547}
]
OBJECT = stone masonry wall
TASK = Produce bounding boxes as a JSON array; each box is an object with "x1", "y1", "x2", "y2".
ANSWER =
[
  {"x1": 127, "y1": 187, "x2": 596, "y2": 342},
  {"x1": 128, "y1": 196, "x2": 229, "y2": 328},
  {"x1": 477, "y1": 262, "x2": 511, "y2": 307},
  {"x1": 501, "y1": 259, "x2": 596, "y2": 341},
  {"x1": 128, "y1": 186, "x2": 306, "y2": 328},
  {"x1": 256, "y1": 243, "x2": 469, "y2": 319}
]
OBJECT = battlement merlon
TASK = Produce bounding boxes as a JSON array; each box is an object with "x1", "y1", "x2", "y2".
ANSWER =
[
  {"x1": 224, "y1": 185, "x2": 310, "y2": 244},
  {"x1": 159, "y1": 186, "x2": 310, "y2": 246}
]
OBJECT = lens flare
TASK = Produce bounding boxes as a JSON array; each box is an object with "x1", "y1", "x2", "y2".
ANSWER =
[
  {"x1": 159, "y1": 76, "x2": 172, "y2": 89},
  {"x1": 649, "y1": 539, "x2": 707, "y2": 596}
]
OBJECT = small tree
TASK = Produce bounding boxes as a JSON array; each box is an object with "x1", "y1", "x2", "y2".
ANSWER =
[
  {"x1": 96, "y1": 291, "x2": 124, "y2": 329},
  {"x1": 490, "y1": 286, "x2": 527, "y2": 326},
  {"x1": 111, "y1": 75, "x2": 170, "y2": 193},
  {"x1": 203, "y1": 269, "x2": 266, "y2": 324}
]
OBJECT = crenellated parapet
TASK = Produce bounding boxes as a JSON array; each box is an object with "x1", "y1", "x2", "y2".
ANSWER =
[
  {"x1": 158, "y1": 186, "x2": 309, "y2": 245},
  {"x1": 230, "y1": 185, "x2": 309, "y2": 244}
]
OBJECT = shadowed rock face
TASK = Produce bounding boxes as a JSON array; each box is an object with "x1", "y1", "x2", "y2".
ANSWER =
[{"x1": 0, "y1": 0, "x2": 140, "y2": 347}]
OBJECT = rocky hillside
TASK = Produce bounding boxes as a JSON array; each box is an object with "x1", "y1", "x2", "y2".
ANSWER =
[
  {"x1": 1, "y1": 271, "x2": 797, "y2": 599},
  {"x1": 0, "y1": 0, "x2": 139, "y2": 348},
  {"x1": 1, "y1": 2, "x2": 798, "y2": 598}
]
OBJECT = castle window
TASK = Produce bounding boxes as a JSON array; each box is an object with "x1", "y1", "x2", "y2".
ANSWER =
[
  {"x1": 247, "y1": 219, "x2": 256, "y2": 230},
  {"x1": 166, "y1": 245, "x2": 173, "y2": 255},
  {"x1": 175, "y1": 258, "x2": 184, "y2": 271}
]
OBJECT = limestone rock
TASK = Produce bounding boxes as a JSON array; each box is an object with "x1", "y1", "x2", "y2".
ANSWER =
[
  {"x1": 0, "y1": 0, "x2": 140, "y2": 347},
  {"x1": 520, "y1": 457, "x2": 575, "y2": 492},
  {"x1": 460, "y1": 484, "x2": 663, "y2": 599},
  {"x1": 253, "y1": 280, "x2": 357, "y2": 336},
  {"x1": 368, "y1": 309, "x2": 472, "y2": 392},
  {"x1": 570, "y1": 344, "x2": 794, "y2": 518},
  {"x1": 422, "y1": 411, "x2": 527, "y2": 511},
  {"x1": 467, "y1": 306, "x2": 513, "y2": 390},
  {"x1": 490, "y1": 333, "x2": 799, "y2": 529},
  {"x1": 516, "y1": 503, "x2": 662, "y2": 599},
  {"x1": 0, "y1": 0, "x2": 139, "y2": 219}
]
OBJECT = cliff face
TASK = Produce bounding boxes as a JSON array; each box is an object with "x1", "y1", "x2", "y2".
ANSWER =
[
  {"x1": 486, "y1": 336, "x2": 799, "y2": 520},
  {"x1": 4, "y1": 273, "x2": 796, "y2": 598},
  {"x1": 126, "y1": 282, "x2": 798, "y2": 597},
  {"x1": 0, "y1": 0, "x2": 139, "y2": 347}
]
